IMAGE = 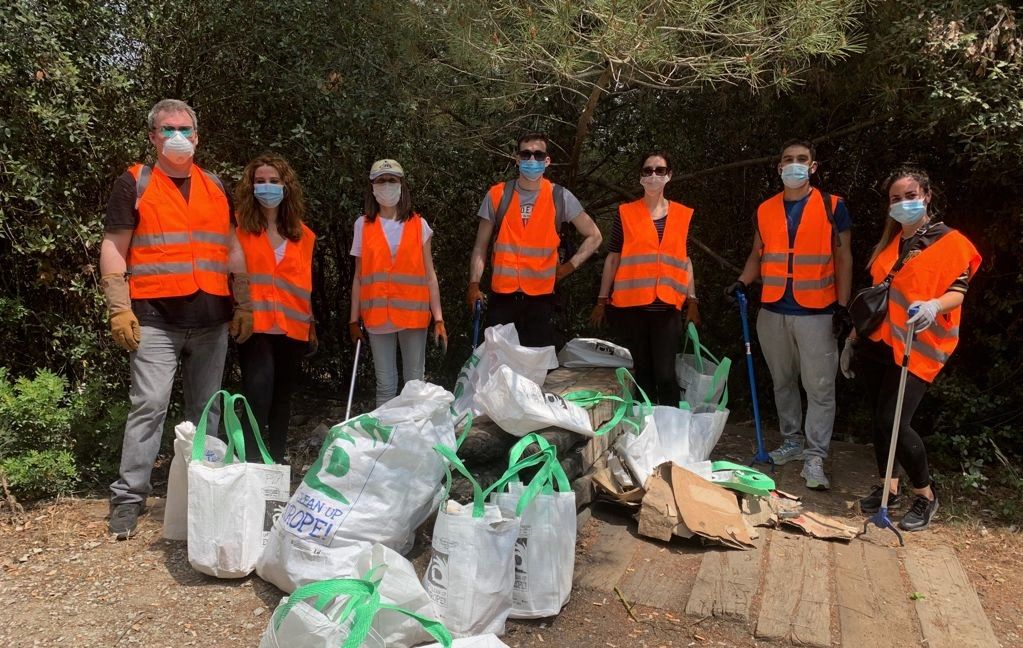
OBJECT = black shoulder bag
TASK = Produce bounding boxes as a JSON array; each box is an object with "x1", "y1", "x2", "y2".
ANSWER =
[{"x1": 848, "y1": 232, "x2": 921, "y2": 337}]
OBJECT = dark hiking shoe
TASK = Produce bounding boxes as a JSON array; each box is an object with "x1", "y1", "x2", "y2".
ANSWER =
[
  {"x1": 108, "y1": 502, "x2": 146, "y2": 540},
  {"x1": 899, "y1": 493, "x2": 939, "y2": 532},
  {"x1": 859, "y1": 484, "x2": 902, "y2": 514}
]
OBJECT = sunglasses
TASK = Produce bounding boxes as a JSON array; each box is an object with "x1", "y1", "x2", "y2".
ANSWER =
[
  {"x1": 372, "y1": 177, "x2": 401, "y2": 185},
  {"x1": 517, "y1": 149, "x2": 548, "y2": 161},
  {"x1": 158, "y1": 126, "x2": 195, "y2": 138},
  {"x1": 640, "y1": 166, "x2": 669, "y2": 177}
]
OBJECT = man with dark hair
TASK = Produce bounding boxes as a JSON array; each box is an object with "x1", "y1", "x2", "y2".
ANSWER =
[
  {"x1": 467, "y1": 132, "x2": 602, "y2": 347},
  {"x1": 100, "y1": 99, "x2": 249, "y2": 539},
  {"x1": 725, "y1": 139, "x2": 853, "y2": 490}
]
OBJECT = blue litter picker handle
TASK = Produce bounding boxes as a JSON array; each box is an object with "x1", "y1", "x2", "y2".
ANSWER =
[
  {"x1": 471, "y1": 299, "x2": 483, "y2": 349},
  {"x1": 736, "y1": 291, "x2": 773, "y2": 469}
]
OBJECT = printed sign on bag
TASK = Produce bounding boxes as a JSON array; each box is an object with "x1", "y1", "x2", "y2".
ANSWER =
[{"x1": 424, "y1": 549, "x2": 450, "y2": 607}]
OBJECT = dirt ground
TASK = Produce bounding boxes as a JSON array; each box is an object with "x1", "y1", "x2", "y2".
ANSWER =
[{"x1": 1, "y1": 419, "x2": 1020, "y2": 647}]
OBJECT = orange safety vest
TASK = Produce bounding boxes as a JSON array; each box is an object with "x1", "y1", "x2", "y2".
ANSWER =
[
  {"x1": 126, "y1": 163, "x2": 230, "y2": 299},
  {"x1": 868, "y1": 229, "x2": 981, "y2": 383},
  {"x1": 757, "y1": 189, "x2": 839, "y2": 309},
  {"x1": 238, "y1": 224, "x2": 316, "y2": 342},
  {"x1": 489, "y1": 180, "x2": 559, "y2": 295},
  {"x1": 359, "y1": 214, "x2": 431, "y2": 329},
  {"x1": 611, "y1": 199, "x2": 693, "y2": 309}
]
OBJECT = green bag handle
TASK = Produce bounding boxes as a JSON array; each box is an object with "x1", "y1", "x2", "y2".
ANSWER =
[
  {"x1": 272, "y1": 578, "x2": 378, "y2": 631},
  {"x1": 191, "y1": 390, "x2": 233, "y2": 463},
  {"x1": 710, "y1": 460, "x2": 775, "y2": 497},
  {"x1": 700, "y1": 356, "x2": 732, "y2": 407},
  {"x1": 483, "y1": 446, "x2": 558, "y2": 516},
  {"x1": 191, "y1": 391, "x2": 275, "y2": 465},
  {"x1": 681, "y1": 321, "x2": 727, "y2": 373},
  {"x1": 563, "y1": 389, "x2": 632, "y2": 436},
  {"x1": 374, "y1": 603, "x2": 452, "y2": 648},
  {"x1": 230, "y1": 393, "x2": 274, "y2": 465},
  {"x1": 506, "y1": 434, "x2": 571, "y2": 494},
  {"x1": 454, "y1": 411, "x2": 473, "y2": 449},
  {"x1": 615, "y1": 368, "x2": 654, "y2": 435},
  {"x1": 432, "y1": 444, "x2": 487, "y2": 518}
]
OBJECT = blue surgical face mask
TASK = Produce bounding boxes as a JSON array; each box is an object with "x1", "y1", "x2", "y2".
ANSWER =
[
  {"x1": 780, "y1": 163, "x2": 810, "y2": 189},
  {"x1": 889, "y1": 199, "x2": 927, "y2": 225},
  {"x1": 519, "y1": 159, "x2": 546, "y2": 181},
  {"x1": 253, "y1": 183, "x2": 284, "y2": 208}
]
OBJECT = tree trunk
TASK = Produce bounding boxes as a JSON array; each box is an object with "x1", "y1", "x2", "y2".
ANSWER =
[{"x1": 566, "y1": 65, "x2": 613, "y2": 190}]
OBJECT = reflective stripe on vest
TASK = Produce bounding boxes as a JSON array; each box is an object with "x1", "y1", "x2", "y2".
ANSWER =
[
  {"x1": 867, "y1": 229, "x2": 981, "y2": 382},
  {"x1": 756, "y1": 189, "x2": 839, "y2": 309},
  {"x1": 490, "y1": 180, "x2": 560, "y2": 295},
  {"x1": 611, "y1": 199, "x2": 693, "y2": 309},
  {"x1": 126, "y1": 163, "x2": 231, "y2": 299},
  {"x1": 359, "y1": 214, "x2": 431, "y2": 329},
  {"x1": 237, "y1": 224, "x2": 316, "y2": 342}
]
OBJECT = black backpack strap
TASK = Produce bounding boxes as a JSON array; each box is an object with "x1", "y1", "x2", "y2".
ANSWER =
[
  {"x1": 493, "y1": 179, "x2": 517, "y2": 232},
  {"x1": 553, "y1": 183, "x2": 567, "y2": 225},
  {"x1": 821, "y1": 190, "x2": 840, "y2": 248},
  {"x1": 134, "y1": 165, "x2": 152, "y2": 209}
]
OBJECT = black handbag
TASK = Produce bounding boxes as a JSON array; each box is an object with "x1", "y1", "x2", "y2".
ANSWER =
[{"x1": 848, "y1": 232, "x2": 922, "y2": 337}]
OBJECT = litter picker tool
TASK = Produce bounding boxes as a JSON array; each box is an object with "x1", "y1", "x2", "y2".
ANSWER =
[
  {"x1": 345, "y1": 337, "x2": 362, "y2": 421},
  {"x1": 471, "y1": 298, "x2": 483, "y2": 349},
  {"x1": 864, "y1": 317, "x2": 917, "y2": 547},
  {"x1": 736, "y1": 291, "x2": 773, "y2": 469}
]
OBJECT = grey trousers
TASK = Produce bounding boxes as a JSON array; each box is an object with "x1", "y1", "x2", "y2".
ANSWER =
[
  {"x1": 366, "y1": 328, "x2": 428, "y2": 406},
  {"x1": 755, "y1": 310, "x2": 838, "y2": 459},
  {"x1": 110, "y1": 323, "x2": 229, "y2": 505}
]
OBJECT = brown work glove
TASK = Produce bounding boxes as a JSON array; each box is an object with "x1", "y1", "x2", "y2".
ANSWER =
[
  {"x1": 555, "y1": 260, "x2": 576, "y2": 282},
  {"x1": 101, "y1": 273, "x2": 141, "y2": 351},
  {"x1": 229, "y1": 273, "x2": 254, "y2": 344},
  {"x1": 686, "y1": 298, "x2": 702, "y2": 327},
  {"x1": 305, "y1": 322, "x2": 319, "y2": 358},
  {"x1": 589, "y1": 296, "x2": 608, "y2": 328},
  {"x1": 433, "y1": 320, "x2": 448, "y2": 354},
  {"x1": 466, "y1": 281, "x2": 485, "y2": 313},
  {"x1": 349, "y1": 321, "x2": 364, "y2": 345}
]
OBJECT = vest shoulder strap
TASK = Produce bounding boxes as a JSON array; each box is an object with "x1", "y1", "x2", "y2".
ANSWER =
[{"x1": 134, "y1": 165, "x2": 226, "y2": 209}]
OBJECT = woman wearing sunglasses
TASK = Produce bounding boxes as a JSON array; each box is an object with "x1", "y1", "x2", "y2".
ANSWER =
[
  {"x1": 349, "y1": 159, "x2": 447, "y2": 407},
  {"x1": 234, "y1": 153, "x2": 316, "y2": 463},
  {"x1": 591, "y1": 151, "x2": 697, "y2": 405}
]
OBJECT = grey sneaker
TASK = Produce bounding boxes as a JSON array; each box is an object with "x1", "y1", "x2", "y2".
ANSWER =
[
  {"x1": 108, "y1": 502, "x2": 146, "y2": 540},
  {"x1": 769, "y1": 439, "x2": 804, "y2": 465},
  {"x1": 899, "y1": 493, "x2": 939, "y2": 532},
  {"x1": 800, "y1": 456, "x2": 830, "y2": 490}
]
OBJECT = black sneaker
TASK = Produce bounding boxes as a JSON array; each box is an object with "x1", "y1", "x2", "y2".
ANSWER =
[
  {"x1": 859, "y1": 484, "x2": 902, "y2": 514},
  {"x1": 899, "y1": 493, "x2": 939, "y2": 532},
  {"x1": 108, "y1": 502, "x2": 146, "y2": 540}
]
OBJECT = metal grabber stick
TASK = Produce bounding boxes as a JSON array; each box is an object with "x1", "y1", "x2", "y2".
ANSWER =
[
  {"x1": 471, "y1": 299, "x2": 483, "y2": 349},
  {"x1": 864, "y1": 318, "x2": 917, "y2": 547},
  {"x1": 736, "y1": 291, "x2": 774, "y2": 469},
  {"x1": 345, "y1": 337, "x2": 362, "y2": 421}
]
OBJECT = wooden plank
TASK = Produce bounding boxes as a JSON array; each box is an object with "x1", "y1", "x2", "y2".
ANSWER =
[
  {"x1": 904, "y1": 546, "x2": 1001, "y2": 648},
  {"x1": 755, "y1": 533, "x2": 832, "y2": 648},
  {"x1": 574, "y1": 519, "x2": 640, "y2": 592},
  {"x1": 617, "y1": 541, "x2": 693, "y2": 612},
  {"x1": 684, "y1": 533, "x2": 766, "y2": 621},
  {"x1": 835, "y1": 542, "x2": 920, "y2": 648}
]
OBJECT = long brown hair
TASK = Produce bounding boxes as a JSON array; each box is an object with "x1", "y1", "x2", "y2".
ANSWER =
[
  {"x1": 867, "y1": 166, "x2": 933, "y2": 269},
  {"x1": 234, "y1": 154, "x2": 306, "y2": 240},
  {"x1": 363, "y1": 175, "x2": 414, "y2": 223}
]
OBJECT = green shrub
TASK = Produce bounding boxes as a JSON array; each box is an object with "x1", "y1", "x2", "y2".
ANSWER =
[
  {"x1": 0, "y1": 368, "x2": 74, "y2": 457},
  {"x1": 0, "y1": 450, "x2": 77, "y2": 500}
]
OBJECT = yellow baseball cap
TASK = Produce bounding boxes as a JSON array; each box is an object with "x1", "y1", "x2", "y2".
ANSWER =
[{"x1": 369, "y1": 159, "x2": 404, "y2": 180}]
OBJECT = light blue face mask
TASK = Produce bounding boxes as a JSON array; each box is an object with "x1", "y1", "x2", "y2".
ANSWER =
[
  {"x1": 889, "y1": 199, "x2": 927, "y2": 225},
  {"x1": 780, "y1": 163, "x2": 810, "y2": 189},
  {"x1": 519, "y1": 159, "x2": 546, "y2": 181},
  {"x1": 253, "y1": 183, "x2": 284, "y2": 208}
]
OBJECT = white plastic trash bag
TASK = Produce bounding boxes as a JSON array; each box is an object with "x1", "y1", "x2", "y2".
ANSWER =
[
  {"x1": 613, "y1": 408, "x2": 663, "y2": 489},
  {"x1": 452, "y1": 324, "x2": 558, "y2": 419},
  {"x1": 690, "y1": 403, "x2": 729, "y2": 462},
  {"x1": 676, "y1": 322, "x2": 731, "y2": 407},
  {"x1": 354, "y1": 544, "x2": 442, "y2": 648},
  {"x1": 419, "y1": 635, "x2": 511, "y2": 648},
  {"x1": 259, "y1": 577, "x2": 452, "y2": 648},
  {"x1": 257, "y1": 381, "x2": 456, "y2": 593},
  {"x1": 489, "y1": 434, "x2": 576, "y2": 619},
  {"x1": 187, "y1": 391, "x2": 291, "y2": 579},
  {"x1": 164, "y1": 420, "x2": 228, "y2": 541},
  {"x1": 474, "y1": 365, "x2": 593, "y2": 437},
  {"x1": 557, "y1": 338, "x2": 633, "y2": 368}
]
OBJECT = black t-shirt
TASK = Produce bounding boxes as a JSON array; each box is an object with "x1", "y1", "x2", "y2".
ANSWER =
[{"x1": 104, "y1": 169, "x2": 234, "y2": 329}]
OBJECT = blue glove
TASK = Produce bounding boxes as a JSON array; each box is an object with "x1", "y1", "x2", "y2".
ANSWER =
[{"x1": 906, "y1": 299, "x2": 941, "y2": 330}]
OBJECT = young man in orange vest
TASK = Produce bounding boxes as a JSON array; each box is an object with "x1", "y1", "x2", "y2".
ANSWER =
[
  {"x1": 725, "y1": 140, "x2": 854, "y2": 490},
  {"x1": 99, "y1": 99, "x2": 250, "y2": 539},
  {"x1": 467, "y1": 132, "x2": 602, "y2": 347}
]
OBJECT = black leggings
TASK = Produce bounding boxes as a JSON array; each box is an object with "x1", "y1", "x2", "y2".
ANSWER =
[
  {"x1": 612, "y1": 306, "x2": 682, "y2": 406},
  {"x1": 237, "y1": 333, "x2": 306, "y2": 463},
  {"x1": 856, "y1": 338, "x2": 931, "y2": 489}
]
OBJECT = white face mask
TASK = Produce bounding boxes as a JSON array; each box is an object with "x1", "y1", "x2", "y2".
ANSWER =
[
  {"x1": 640, "y1": 174, "x2": 669, "y2": 195},
  {"x1": 162, "y1": 131, "x2": 195, "y2": 165},
  {"x1": 373, "y1": 183, "x2": 401, "y2": 207}
]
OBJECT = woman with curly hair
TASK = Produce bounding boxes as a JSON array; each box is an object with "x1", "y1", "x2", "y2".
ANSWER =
[{"x1": 233, "y1": 153, "x2": 316, "y2": 462}]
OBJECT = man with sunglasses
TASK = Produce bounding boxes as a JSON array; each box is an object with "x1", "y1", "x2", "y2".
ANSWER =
[
  {"x1": 725, "y1": 139, "x2": 854, "y2": 491},
  {"x1": 99, "y1": 99, "x2": 246, "y2": 539},
  {"x1": 468, "y1": 132, "x2": 602, "y2": 347}
]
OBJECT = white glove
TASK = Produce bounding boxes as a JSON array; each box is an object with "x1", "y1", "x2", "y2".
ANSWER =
[
  {"x1": 840, "y1": 339, "x2": 856, "y2": 379},
  {"x1": 906, "y1": 299, "x2": 941, "y2": 330}
]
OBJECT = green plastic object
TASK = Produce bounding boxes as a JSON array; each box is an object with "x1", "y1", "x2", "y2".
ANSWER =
[{"x1": 710, "y1": 460, "x2": 776, "y2": 497}]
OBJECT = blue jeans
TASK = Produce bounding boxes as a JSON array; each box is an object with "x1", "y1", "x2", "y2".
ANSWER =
[{"x1": 366, "y1": 328, "x2": 428, "y2": 406}]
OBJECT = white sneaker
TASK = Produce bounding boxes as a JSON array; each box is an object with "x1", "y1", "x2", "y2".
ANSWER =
[{"x1": 801, "y1": 456, "x2": 830, "y2": 490}]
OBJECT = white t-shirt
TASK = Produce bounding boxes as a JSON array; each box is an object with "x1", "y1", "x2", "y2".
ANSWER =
[{"x1": 350, "y1": 215, "x2": 434, "y2": 334}]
